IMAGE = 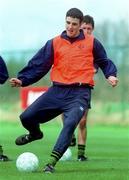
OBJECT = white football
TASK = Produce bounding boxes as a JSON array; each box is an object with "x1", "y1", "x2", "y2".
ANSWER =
[
  {"x1": 60, "y1": 148, "x2": 72, "y2": 161},
  {"x1": 16, "y1": 152, "x2": 39, "y2": 172}
]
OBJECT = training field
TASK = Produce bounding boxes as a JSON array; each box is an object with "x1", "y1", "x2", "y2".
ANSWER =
[{"x1": 0, "y1": 120, "x2": 129, "y2": 180}]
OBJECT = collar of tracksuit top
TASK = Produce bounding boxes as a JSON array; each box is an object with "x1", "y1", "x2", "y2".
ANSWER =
[{"x1": 60, "y1": 29, "x2": 85, "y2": 43}]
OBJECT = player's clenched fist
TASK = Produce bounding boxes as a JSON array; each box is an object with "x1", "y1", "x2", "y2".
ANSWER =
[
  {"x1": 107, "y1": 76, "x2": 118, "y2": 87},
  {"x1": 9, "y1": 78, "x2": 22, "y2": 87}
]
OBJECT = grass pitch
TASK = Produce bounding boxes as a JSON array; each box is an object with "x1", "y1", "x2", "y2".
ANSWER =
[{"x1": 0, "y1": 120, "x2": 129, "y2": 180}]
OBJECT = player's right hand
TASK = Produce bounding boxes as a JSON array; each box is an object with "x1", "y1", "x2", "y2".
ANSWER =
[{"x1": 9, "y1": 78, "x2": 22, "y2": 87}]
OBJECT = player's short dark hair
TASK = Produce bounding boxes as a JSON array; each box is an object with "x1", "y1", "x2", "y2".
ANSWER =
[
  {"x1": 66, "y1": 8, "x2": 84, "y2": 23},
  {"x1": 83, "y1": 15, "x2": 95, "y2": 29}
]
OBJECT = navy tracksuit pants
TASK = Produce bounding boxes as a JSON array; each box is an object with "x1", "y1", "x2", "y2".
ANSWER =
[{"x1": 20, "y1": 85, "x2": 91, "y2": 155}]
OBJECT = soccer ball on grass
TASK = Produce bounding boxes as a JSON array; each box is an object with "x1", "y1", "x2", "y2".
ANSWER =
[
  {"x1": 60, "y1": 148, "x2": 72, "y2": 161},
  {"x1": 16, "y1": 152, "x2": 39, "y2": 172}
]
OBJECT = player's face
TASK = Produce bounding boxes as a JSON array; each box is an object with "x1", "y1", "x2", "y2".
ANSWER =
[
  {"x1": 65, "y1": 17, "x2": 81, "y2": 38},
  {"x1": 81, "y1": 23, "x2": 93, "y2": 35}
]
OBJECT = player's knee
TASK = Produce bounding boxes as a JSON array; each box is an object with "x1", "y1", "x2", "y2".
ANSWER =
[
  {"x1": 79, "y1": 120, "x2": 86, "y2": 129},
  {"x1": 65, "y1": 121, "x2": 76, "y2": 132},
  {"x1": 20, "y1": 110, "x2": 33, "y2": 123}
]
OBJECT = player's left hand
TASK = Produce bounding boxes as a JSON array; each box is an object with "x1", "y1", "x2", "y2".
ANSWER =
[{"x1": 107, "y1": 76, "x2": 118, "y2": 87}]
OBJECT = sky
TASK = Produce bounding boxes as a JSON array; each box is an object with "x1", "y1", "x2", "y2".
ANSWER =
[{"x1": 0, "y1": 0, "x2": 129, "y2": 51}]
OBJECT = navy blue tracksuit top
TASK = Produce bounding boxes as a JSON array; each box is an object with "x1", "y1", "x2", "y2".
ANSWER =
[{"x1": 17, "y1": 30, "x2": 117, "y2": 86}]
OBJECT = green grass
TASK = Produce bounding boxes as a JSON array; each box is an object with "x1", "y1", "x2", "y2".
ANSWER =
[{"x1": 0, "y1": 121, "x2": 129, "y2": 180}]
